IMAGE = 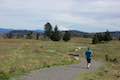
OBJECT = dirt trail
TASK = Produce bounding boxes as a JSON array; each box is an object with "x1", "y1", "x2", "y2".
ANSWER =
[{"x1": 19, "y1": 60, "x2": 103, "y2": 80}]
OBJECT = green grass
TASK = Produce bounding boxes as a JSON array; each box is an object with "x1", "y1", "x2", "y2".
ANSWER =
[
  {"x1": 0, "y1": 38, "x2": 90, "y2": 79},
  {"x1": 75, "y1": 40, "x2": 120, "y2": 80},
  {"x1": 0, "y1": 38, "x2": 120, "y2": 80}
]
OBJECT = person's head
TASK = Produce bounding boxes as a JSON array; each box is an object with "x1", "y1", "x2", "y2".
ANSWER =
[{"x1": 87, "y1": 47, "x2": 90, "y2": 50}]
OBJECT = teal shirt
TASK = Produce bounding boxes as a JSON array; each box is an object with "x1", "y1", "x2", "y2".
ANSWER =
[{"x1": 85, "y1": 50, "x2": 93, "y2": 59}]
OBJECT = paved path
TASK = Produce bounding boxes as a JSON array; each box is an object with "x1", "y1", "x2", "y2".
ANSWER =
[{"x1": 19, "y1": 60, "x2": 103, "y2": 80}]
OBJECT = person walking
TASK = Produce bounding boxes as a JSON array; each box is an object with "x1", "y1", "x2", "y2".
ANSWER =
[{"x1": 85, "y1": 48, "x2": 93, "y2": 69}]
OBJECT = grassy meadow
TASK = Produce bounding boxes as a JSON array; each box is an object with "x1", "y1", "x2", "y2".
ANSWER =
[
  {"x1": 0, "y1": 38, "x2": 120, "y2": 80},
  {"x1": 0, "y1": 38, "x2": 91, "y2": 80}
]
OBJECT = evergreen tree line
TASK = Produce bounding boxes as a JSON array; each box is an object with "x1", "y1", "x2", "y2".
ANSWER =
[
  {"x1": 6, "y1": 31, "x2": 39, "y2": 40},
  {"x1": 92, "y1": 30, "x2": 112, "y2": 44},
  {"x1": 44, "y1": 22, "x2": 71, "y2": 41}
]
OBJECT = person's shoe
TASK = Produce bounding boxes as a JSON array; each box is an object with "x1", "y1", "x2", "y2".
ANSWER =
[{"x1": 87, "y1": 67, "x2": 89, "y2": 69}]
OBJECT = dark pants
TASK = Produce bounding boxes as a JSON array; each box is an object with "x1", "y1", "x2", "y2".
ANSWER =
[{"x1": 87, "y1": 59, "x2": 91, "y2": 63}]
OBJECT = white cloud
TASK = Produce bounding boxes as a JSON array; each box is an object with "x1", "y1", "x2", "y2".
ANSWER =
[{"x1": 0, "y1": 0, "x2": 120, "y2": 32}]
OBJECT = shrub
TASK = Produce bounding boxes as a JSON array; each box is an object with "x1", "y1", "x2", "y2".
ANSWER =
[
  {"x1": 63, "y1": 31, "x2": 71, "y2": 42},
  {"x1": 50, "y1": 26, "x2": 61, "y2": 41},
  {"x1": 0, "y1": 71, "x2": 10, "y2": 80},
  {"x1": 92, "y1": 34, "x2": 99, "y2": 44}
]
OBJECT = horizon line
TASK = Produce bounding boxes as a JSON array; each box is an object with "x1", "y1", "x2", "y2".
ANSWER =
[{"x1": 0, "y1": 27, "x2": 120, "y2": 33}]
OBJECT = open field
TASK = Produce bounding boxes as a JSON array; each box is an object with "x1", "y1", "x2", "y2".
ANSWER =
[
  {"x1": 0, "y1": 38, "x2": 91, "y2": 79},
  {"x1": 0, "y1": 38, "x2": 120, "y2": 80},
  {"x1": 75, "y1": 40, "x2": 120, "y2": 80}
]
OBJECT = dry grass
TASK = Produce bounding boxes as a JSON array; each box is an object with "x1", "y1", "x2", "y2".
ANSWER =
[
  {"x1": 1, "y1": 38, "x2": 119, "y2": 80},
  {"x1": 0, "y1": 38, "x2": 90, "y2": 79}
]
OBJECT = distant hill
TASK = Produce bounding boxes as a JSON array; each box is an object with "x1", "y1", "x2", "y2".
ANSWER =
[
  {"x1": 6, "y1": 30, "x2": 44, "y2": 38},
  {"x1": 8, "y1": 30, "x2": 43, "y2": 35},
  {"x1": 0, "y1": 28, "x2": 12, "y2": 33},
  {"x1": 110, "y1": 31, "x2": 120, "y2": 39},
  {"x1": 64, "y1": 30, "x2": 120, "y2": 39},
  {"x1": 0, "y1": 28, "x2": 44, "y2": 33},
  {"x1": 34, "y1": 30, "x2": 44, "y2": 33},
  {"x1": 69, "y1": 30, "x2": 91, "y2": 38},
  {"x1": 89, "y1": 31, "x2": 120, "y2": 39},
  {"x1": 0, "y1": 28, "x2": 44, "y2": 38},
  {"x1": 0, "y1": 28, "x2": 120, "y2": 39}
]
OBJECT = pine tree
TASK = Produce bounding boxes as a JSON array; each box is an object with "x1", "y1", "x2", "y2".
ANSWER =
[
  {"x1": 50, "y1": 25, "x2": 61, "y2": 41},
  {"x1": 63, "y1": 31, "x2": 71, "y2": 42},
  {"x1": 44, "y1": 22, "x2": 53, "y2": 39},
  {"x1": 36, "y1": 33, "x2": 39, "y2": 40},
  {"x1": 103, "y1": 30, "x2": 112, "y2": 41},
  {"x1": 26, "y1": 31, "x2": 33, "y2": 39},
  {"x1": 7, "y1": 32, "x2": 12, "y2": 39},
  {"x1": 92, "y1": 34, "x2": 99, "y2": 44},
  {"x1": 96, "y1": 33, "x2": 104, "y2": 42},
  {"x1": 119, "y1": 36, "x2": 120, "y2": 41}
]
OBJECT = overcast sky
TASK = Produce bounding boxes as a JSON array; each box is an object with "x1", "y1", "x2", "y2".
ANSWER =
[{"x1": 0, "y1": 0, "x2": 120, "y2": 32}]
